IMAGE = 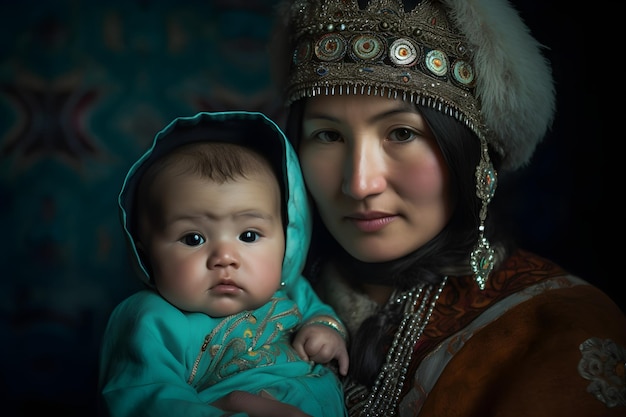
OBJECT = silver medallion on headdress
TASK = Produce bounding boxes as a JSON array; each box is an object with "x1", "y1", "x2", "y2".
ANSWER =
[
  {"x1": 287, "y1": 0, "x2": 486, "y2": 142},
  {"x1": 282, "y1": 0, "x2": 556, "y2": 172}
]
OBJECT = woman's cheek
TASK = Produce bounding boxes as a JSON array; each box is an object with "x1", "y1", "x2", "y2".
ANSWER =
[{"x1": 409, "y1": 164, "x2": 445, "y2": 196}]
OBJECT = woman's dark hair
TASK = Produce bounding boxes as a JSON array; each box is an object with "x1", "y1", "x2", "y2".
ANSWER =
[{"x1": 285, "y1": 99, "x2": 509, "y2": 386}]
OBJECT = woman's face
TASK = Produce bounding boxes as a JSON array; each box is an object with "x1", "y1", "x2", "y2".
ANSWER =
[{"x1": 300, "y1": 94, "x2": 454, "y2": 262}]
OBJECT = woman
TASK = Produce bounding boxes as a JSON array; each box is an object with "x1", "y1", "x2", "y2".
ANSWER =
[{"x1": 218, "y1": 0, "x2": 626, "y2": 416}]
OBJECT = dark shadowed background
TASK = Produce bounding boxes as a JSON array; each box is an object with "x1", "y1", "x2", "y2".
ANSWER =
[{"x1": 0, "y1": 1, "x2": 623, "y2": 415}]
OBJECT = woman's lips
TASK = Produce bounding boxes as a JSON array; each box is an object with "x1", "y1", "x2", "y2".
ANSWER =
[{"x1": 347, "y1": 213, "x2": 397, "y2": 232}]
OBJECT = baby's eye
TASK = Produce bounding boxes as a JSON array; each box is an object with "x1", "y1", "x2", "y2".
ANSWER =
[
  {"x1": 181, "y1": 233, "x2": 205, "y2": 246},
  {"x1": 314, "y1": 130, "x2": 342, "y2": 143},
  {"x1": 239, "y1": 230, "x2": 260, "y2": 243},
  {"x1": 389, "y1": 127, "x2": 417, "y2": 142}
]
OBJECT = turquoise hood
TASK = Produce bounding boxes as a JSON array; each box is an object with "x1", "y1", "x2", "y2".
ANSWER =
[{"x1": 118, "y1": 111, "x2": 311, "y2": 288}]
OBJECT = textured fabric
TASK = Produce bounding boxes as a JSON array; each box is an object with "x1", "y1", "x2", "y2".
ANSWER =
[
  {"x1": 99, "y1": 111, "x2": 347, "y2": 417},
  {"x1": 323, "y1": 250, "x2": 626, "y2": 416},
  {"x1": 100, "y1": 291, "x2": 345, "y2": 417},
  {"x1": 419, "y1": 283, "x2": 626, "y2": 416}
]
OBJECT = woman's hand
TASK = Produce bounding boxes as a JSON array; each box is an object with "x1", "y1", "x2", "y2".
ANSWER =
[{"x1": 212, "y1": 390, "x2": 313, "y2": 417}]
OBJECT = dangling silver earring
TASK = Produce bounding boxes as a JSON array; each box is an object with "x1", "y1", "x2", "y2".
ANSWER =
[{"x1": 470, "y1": 136, "x2": 497, "y2": 290}]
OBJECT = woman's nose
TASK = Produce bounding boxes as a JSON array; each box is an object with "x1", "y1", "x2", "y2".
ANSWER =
[
  {"x1": 341, "y1": 140, "x2": 387, "y2": 200},
  {"x1": 207, "y1": 242, "x2": 240, "y2": 269}
]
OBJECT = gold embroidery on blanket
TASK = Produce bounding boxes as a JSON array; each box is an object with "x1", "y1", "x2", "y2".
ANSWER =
[{"x1": 192, "y1": 297, "x2": 303, "y2": 390}]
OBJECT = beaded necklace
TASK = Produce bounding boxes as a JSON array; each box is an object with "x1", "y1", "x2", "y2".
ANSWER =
[{"x1": 344, "y1": 276, "x2": 448, "y2": 417}]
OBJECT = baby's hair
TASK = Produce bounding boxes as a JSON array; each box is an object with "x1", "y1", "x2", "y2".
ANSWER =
[
  {"x1": 139, "y1": 141, "x2": 273, "y2": 190},
  {"x1": 135, "y1": 141, "x2": 279, "y2": 242}
]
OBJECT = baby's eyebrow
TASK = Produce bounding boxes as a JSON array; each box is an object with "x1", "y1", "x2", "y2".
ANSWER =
[{"x1": 232, "y1": 210, "x2": 275, "y2": 222}]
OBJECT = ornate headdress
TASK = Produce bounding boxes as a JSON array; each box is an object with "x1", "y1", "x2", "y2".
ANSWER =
[
  {"x1": 275, "y1": 0, "x2": 555, "y2": 289},
  {"x1": 278, "y1": 0, "x2": 555, "y2": 171}
]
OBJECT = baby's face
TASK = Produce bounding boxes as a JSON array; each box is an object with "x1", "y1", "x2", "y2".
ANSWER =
[{"x1": 141, "y1": 166, "x2": 285, "y2": 317}]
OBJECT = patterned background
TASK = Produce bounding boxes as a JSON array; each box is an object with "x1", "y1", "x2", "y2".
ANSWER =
[{"x1": 0, "y1": 1, "x2": 622, "y2": 415}]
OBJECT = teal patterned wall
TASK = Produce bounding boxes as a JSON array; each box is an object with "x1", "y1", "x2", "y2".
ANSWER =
[{"x1": 0, "y1": 1, "x2": 282, "y2": 415}]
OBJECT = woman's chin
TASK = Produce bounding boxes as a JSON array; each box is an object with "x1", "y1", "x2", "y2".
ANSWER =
[{"x1": 344, "y1": 243, "x2": 412, "y2": 264}]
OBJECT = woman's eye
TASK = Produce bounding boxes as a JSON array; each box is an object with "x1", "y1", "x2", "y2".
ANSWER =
[
  {"x1": 314, "y1": 130, "x2": 342, "y2": 143},
  {"x1": 239, "y1": 230, "x2": 260, "y2": 243},
  {"x1": 181, "y1": 233, "x2": 205, "y2": 246},
  {"x1": 389, "y1": 127, "x2": 417, "y2": 142}
]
